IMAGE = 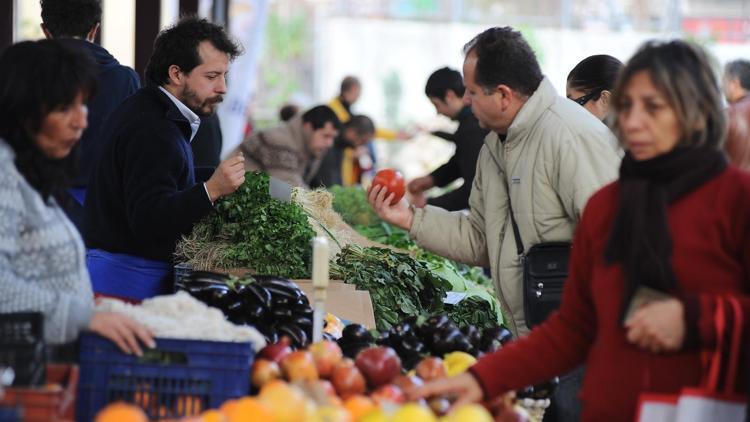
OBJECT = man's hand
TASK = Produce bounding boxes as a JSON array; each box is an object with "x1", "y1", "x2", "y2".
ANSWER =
[
  {"x1": 625, "y1": 298, "x2": 686, "y2": 354},
  {"x1": 407, "y1": 175, "x2": 435, "y2": 195},
  {"x1": 206, "y1": 152, "x2": 245, "y2": 201},
  {"x1": 367, "y1": 184, "x2": 414, "y2": 230}
]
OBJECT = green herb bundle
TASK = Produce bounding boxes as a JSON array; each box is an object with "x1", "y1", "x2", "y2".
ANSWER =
[
  {"x1": 330, "y1": 245, "x2": 451, "y2": 330},
  {"x1": 330, "y1": 185, "x2": 382, "y2": 227},
  {"x1": 176, "y1": 172, "x2": 315, "y2": 278}
]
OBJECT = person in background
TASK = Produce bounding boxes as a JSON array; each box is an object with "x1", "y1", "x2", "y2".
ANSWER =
[
  {"x1": 723, "y1": 59, "x2": 750, "y2": 170},
  {"x1": 279, "y1": 103, "x2": 300, "y2": 122},
  {"x1": 84, "y1": 17, "x2": 245, "y2": 301},
  {"x1": 311, "y1": 114, "x2": 376, "y2": 188},
  {"x1": 408, "y1": 67, "x2": 489, "y2": 211},
  {"x1": 236, "y1": 105, "x2": 340, "y2": 188},
  {"x1": 368, "y1": 27, "x2": 620, "y2": 422},
  {"x1": 566, "y1": 54, "x2": 623, "y2": 121},
  {"x1": 328, "y1": 75, "x2": 411, "y2": 173},
  {"x1": 40, "y1": 0, "x2": 140, "y2": 231},
  {"x1": 410, "y1": 39, "x2": 750, "y2": 422},
  {"x1": 0, "y1": 40, "x2": 153, "y2": 356}
]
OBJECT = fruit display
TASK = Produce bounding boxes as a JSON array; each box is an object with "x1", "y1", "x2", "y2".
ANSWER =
[
  {"x1": 337, "y1": 317, "x2": 512, "y2": 370},
  {"x1": 176, "y1": 271, "x2": 315, "y2": 347},
  {"x1": 371, "y1": 169, "x2": 406, "y2": 205}
]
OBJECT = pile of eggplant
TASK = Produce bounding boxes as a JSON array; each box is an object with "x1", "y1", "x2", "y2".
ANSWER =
[
  {"x1": 337, "y1": 315, "x2": 513, "y2": 370},
  {"x1": 176, "y1": 271, "x2": 313, "y2": 347}
]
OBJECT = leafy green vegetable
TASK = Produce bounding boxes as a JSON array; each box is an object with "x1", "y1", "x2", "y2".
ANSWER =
[
  {"x1": 446, "y1": 296, "x2": 502, "y2": 330},
  {"x1": 328, "y1": 186, "x2": 502, "y2": 327},
  {"x1": 330, "y1": 185, "x2": 382, "y2": 226},
  {"x1": 330, "y1": 245, "x2": 451, "y2": 330},
  {"x1": 178, "y1": 172, "x2": 315, "y2": 278}
]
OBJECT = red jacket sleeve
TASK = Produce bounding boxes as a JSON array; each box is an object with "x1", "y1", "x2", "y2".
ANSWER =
[{"x1": 469, "y1": 204, "x2": 598, "y2": 399}]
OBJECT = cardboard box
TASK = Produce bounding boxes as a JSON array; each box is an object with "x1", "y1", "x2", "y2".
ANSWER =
[{"x1": 294, "y1": 280, "x2": 377, "y2": 329}]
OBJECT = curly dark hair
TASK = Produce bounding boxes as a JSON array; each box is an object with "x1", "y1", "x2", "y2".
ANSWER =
[
  {"x1": 40, "y1": 0, "x2": 102, "y2": 38},
  {"x1": 463, "y1": 27, "x2": 543, "y2": 97},
  {"x1": 145, "y1": 16, "x2": 242, "y2": 87},
  {"x1": 725, "y1": 59, "x2": 750, "y2": 91},
  {"x1": 0, "y1": 40, "x2": 97, "y2": 201}
]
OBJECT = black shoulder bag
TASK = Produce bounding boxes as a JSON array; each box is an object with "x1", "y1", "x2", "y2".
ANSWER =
[{"x1": 507, "y1": 197, "x2": 571, "y2": 327}]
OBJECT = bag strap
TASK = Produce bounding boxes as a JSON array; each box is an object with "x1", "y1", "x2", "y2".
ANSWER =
[{"x1": 507, "y1": 194, "x2": 525, "y2": 257}]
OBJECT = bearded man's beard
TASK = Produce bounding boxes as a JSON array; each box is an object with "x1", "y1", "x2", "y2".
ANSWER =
[{"x1": 183, "y1": 85, "x2": 223, "y2": 117}]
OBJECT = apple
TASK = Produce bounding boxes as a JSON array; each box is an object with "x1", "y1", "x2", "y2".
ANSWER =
[
  {"x1": 416, "y1": 357, "x2": 446, "y2": 381},
  {"x1": 331, "y1": 359, "x2": 366, "y2": 398},
  {"x1": 355, "y1": 347, "x2": 402, "y2": 388},
  {"x1": 281, "y1": 350, "x2": 319, "y2": 382},
  {"x1": 259, "y1": 337, "x2": 293, "y2": 363},
  {"x1": 309, "y1": 340, "x2": 343, "y2": 379},
  {"x1": 370, "y1": 384, "x2": 406, "y2": 405},
  {"x1": 251, "y1": 359, "x2": 282, "y2": 388}
]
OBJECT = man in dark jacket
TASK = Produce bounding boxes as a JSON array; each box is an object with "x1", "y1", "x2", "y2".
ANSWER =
[
  {"x1": 84, "y1": 17, "x2": 245, "y2": 300},
  {"x1": 41, "y1": 0, "x2": 140, "y2": 230},
  {"x1": 408, "y1": 67, "x2": 489, "y2": 211},
  {"x1": 311, "y1": 115, "x2": 375, "y2": 188}
]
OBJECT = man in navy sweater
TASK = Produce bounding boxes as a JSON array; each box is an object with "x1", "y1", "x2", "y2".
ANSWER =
[
  {"x1": 41, "y1": 0, "x2": 140, "y2": 231},
  {"x1": 84, "y1": 17, "x2": 245, "y2": 300}
]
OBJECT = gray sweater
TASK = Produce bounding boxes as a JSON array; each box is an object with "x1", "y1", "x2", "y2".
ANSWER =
[{"x1": 0, "y1": 139, "x2": 93, "y2": 344}]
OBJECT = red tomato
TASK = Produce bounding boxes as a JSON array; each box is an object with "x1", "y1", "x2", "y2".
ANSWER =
[{"x1": 372, "y1": 169, "x2": 405, "y2": 205}]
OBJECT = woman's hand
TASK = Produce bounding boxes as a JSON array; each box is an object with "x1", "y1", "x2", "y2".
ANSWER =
[
  {"x1": 89, "y1": 312, "x2": 155, "y2": 356},
  {"x1": 625, "y1": 299, "x2": 685, "y2": 353},
  {"x1": 367, "y1": 184, "x2": 415, "y2": 230},
  {"x1": 407, "y1": 372, "x2": 484, "y2": 411}
]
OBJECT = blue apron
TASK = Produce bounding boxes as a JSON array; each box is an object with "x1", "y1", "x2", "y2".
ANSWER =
[{"x1": 86, "y1": 249, "x2": 172, "y2": 301}]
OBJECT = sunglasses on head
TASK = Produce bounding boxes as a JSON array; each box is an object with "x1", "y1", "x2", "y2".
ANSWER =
[{"x1": 572, "y1": 89, "x2": 603, "y2": 106}]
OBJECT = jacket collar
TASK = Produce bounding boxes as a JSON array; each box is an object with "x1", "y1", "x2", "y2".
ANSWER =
[
  {"x1": 287, "y1": 114, "x2": 313, "y2": 158},
  {"x1": 146, "y1": 86, "x2": 193, "y2": 140}
]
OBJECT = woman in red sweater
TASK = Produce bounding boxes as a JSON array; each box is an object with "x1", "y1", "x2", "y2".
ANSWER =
[{"x1": 411, "y1": 40, "x2": 750, "y2": 421}]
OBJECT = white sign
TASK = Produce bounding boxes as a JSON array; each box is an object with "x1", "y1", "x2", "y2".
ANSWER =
[{"x1": 218, "y1": 0, "x2": 270, "y2": 158}]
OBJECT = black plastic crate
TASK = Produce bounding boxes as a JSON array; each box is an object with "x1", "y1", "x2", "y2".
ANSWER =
[{"x1": 0, "y1": 314, "x2": 45, "y2": 387}]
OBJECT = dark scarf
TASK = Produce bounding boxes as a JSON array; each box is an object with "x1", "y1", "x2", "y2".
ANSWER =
[{"x1": 606, "y1": 145, "x2": 727, "y2": 318}]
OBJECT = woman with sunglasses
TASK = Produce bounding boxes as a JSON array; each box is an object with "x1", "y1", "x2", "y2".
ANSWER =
[
  {"x1": 0, "y1": 40, "x2": 154, "y2": 356},
  {"x1": 567, "y1": 54, "x2": 623, "y2": 121},
  {"x1": 410, "y1": 40, "x2": 750, "y2": 421}
]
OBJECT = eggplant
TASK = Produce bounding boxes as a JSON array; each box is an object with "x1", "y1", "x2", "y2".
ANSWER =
[
  {"x1": 433, "y1": 329, "x2": 465, "y2": 355},
  {"x1": 226, "y1": 300, "x2": 245, "y2": 318},
  {"x1": 277, "y1": 323, "x2": 309, "y2": 348},
  {"x1": 272, "y1": 296, "x2": 292, "y2": 308},
  {"x1": 272, "y1": 307, "x2": 294, "y2": 320},
  {"x1": 245, "y1": 303, "x2": 267, "y2": 321},
  {"x1": 341, "y1": 324, "x2": 373, "y2": 344},
  {"x1": 243, "y1": 283, "x2": 272, "y2": 310},
  {"x1": 287, "y1": 316, "x2": 312, "y2": 330},
  {"x1": 481, "y1": 326, "x2": 513, "y2": 353},
  {"x1": 255, "y1": 276, "x2": 304, "y2": 299}
]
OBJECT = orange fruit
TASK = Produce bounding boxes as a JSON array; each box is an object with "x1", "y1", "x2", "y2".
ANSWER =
[
  {"x1": 219, "y1": 399, "x2": 238, "y2": 418},
  {"x1": 227, "y1": 397, "x2": 272, "y2": 422},
  {"x1": 259, "y1": 381, "x2": 312, "y2": 422},
  {"x1": 201, "y1": 410, "x2": 227, "y2": 422},
  {"x1": 343, "y1": 395, "x2": 376, "y2": 421},
  {"x1": 95, "y1": 402, "x2": 148, "y2": 422}
]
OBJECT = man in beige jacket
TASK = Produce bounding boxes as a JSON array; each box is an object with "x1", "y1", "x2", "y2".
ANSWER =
[
  {"x1": 235, "y1": 105, "x2": 340, "y2": 187},
  {"x1": 369, "y1": 27, "x2": 620, "y2": 421}
]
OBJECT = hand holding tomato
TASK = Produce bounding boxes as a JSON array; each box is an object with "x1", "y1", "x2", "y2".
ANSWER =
[
  {"x1": 371, "y1": 169, "x2": 405, "y2": 205},
  {"x1": 367, "y1": 173, "x2": 414, "y2": 230}
]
